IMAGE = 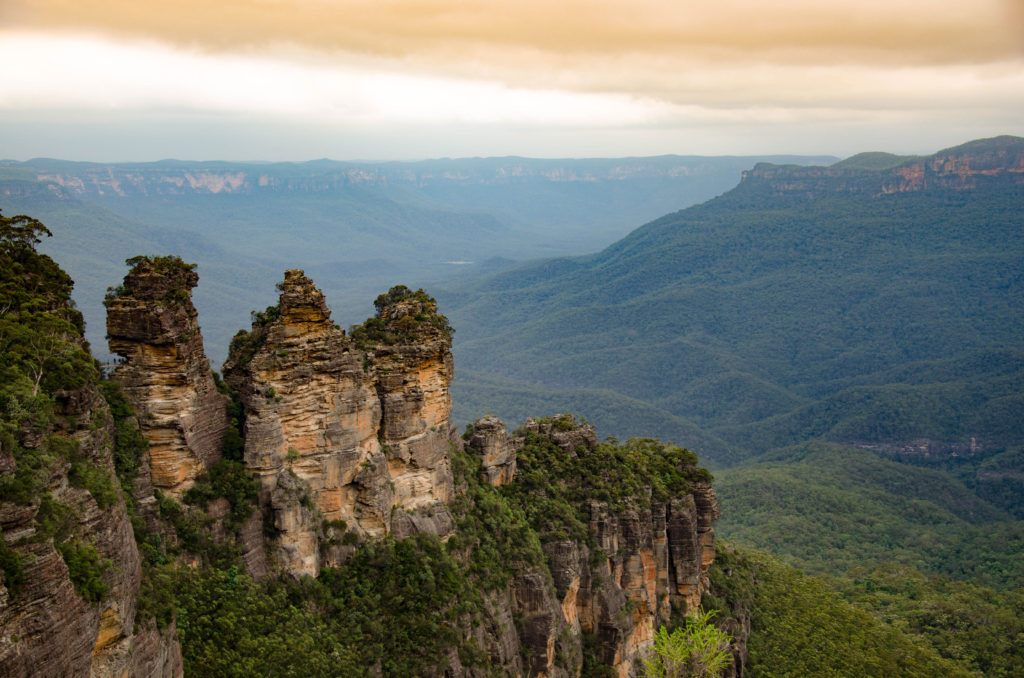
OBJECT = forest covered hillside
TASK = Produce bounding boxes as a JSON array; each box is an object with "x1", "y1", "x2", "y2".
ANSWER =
[
  {"x1": 444, "y1": 136, "x2": 1024, "y2": 467},
  {"x1": 0, "y1": 153, "x2": 832, "y2": 366}
]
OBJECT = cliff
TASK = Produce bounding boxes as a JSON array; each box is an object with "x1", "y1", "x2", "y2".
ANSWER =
[
  {"x1": 106, "y1": 256, "x2": 228, "y2": 499},
  {"x1": 739, "y1": 135, "x2": 1024, "y2": 197},
  {"x1": 3, "y1": 239, "x2": 722, "y2": 676},
  {"x1": 471, "y1": 415, "x2": 722, "y2": 677},
  {"x1": 0, "y1": 219, "x2": 181, "y2": 677},
  {"x1": 222, "y1": 272, "x2": 457, "y2": 577}
]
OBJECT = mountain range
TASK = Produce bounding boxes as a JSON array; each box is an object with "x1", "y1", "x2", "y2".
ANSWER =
[{"x1": 0, "y1": 153, "x2": 832, "y2": 365}]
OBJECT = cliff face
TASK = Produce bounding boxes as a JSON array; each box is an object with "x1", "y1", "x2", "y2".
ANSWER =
[
  {"x1": 0, "y1": 235, "x2": 182, "y2": 677},
  {"x1": 222, "y1": 272, "x2": 457, "y2": 577},
  {"x1": 106, "y1": 257, "x2": 228, "y2": 499},
  {"x1": 740, "y1": 135, "x2": 1024, "y2": 197},
  {"x1": 0, "y1": 386, "x2": 183, "y2": 678},
  {"x1": 466, "y1": 416, "x2": 721, "y2": 678},
  {"x1": 5, "y1": 246, "x2": 720, "y2": 676}
]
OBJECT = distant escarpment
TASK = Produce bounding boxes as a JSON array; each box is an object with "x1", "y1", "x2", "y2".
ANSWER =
[{"x1": 740, "y1": 135, "x2": 1024, "y2": 197}]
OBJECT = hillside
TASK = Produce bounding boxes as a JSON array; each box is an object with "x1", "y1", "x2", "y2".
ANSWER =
[
  {"x1": 441, "y1": 136, "x2": 1024, "y2": 467},
  {"x1": 0, "y1": 154, "x2": 832, "y2": 365}
]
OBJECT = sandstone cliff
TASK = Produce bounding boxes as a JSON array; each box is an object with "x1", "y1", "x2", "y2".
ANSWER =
[
  {"x1": 464, "y1": 415, "x2": 721, "y2": 678},
  {"x1": 106, "y1": 256, "x2": 228, "y2": 499},
  {"x1": 222, "y1": 272, "x2": 457, "y2": 577},
  {"x1": 0, "y1": 235, "x2": 182, "y2": 677},
  {"x1": 739, "y1": 134, "x2": 1024, "y2": 197},
  {"x1": 4, "y1": 240, "x2": 722, "y2": 676}
]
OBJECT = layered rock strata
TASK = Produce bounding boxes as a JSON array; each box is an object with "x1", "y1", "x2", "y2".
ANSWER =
[
  {"x1": 740, "y1": 135, "x2": 1024, "y2": 197},
  {"x1": 106, "y1": 257, "x2": 228, "y2": 498},
  {"x1": 467, "y1": 416, "x2": 721, "y2": 678},
  {"x1": 222, "y1": 272, "x2": 457, "y2": 577},
  {"x1": 0, "y1": 383, "x2": 183, "y2": 678}
]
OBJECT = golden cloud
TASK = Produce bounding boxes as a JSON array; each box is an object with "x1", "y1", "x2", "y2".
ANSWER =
[{"x1": 5, "y1": 0, "x2": 1023, "y2": 104}]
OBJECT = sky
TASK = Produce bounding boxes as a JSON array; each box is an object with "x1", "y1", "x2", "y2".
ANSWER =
[{"x1": 2, "y1": 0, "x2": 1023, "y2": 161}]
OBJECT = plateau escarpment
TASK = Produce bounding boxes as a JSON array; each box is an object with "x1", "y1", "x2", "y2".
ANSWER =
[
  {"x1": 740, "y1": 135, "x2": 1024, "y2": 197},
  {"x1": 222, "y1": 272, "x2": 457, "y2": 576}
]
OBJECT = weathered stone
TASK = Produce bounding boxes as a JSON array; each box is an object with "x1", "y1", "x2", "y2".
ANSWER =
[
  {"x1": 0, "y1": 384, "x2": 182, "y2": 678},
  {"x1": 107, "y1": 257, "x2": 228, "y2": 498},
  {"x1": 492, "y1": 418, "x2": 721, "y2": 678},
  {"x1": 223, "y1": 273, "x2": 458, "y2": 577},
  {"x1": 467, "y1": 415, "x2": 519, "y2": 486}
]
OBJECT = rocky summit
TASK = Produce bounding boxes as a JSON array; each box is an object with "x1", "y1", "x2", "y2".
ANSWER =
[{"x1": 221, "y1": 271, "x2": 459, "y2": 577}]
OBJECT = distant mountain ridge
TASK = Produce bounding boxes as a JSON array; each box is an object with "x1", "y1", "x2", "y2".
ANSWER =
[
  {"x1": 0, "y1": 152, "x2": 835, "y2": 365},
  {"x1": 3, "y1": 154, "x2": 838, "y2": 197},
  {"x1": 740, "y1": 135, "x2": 1024, "y2": 197},
  {"x1": 442, "y1": 135, "x2": 1024, "y2": 465}
]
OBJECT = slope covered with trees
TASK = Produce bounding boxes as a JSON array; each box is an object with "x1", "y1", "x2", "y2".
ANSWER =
[{"x1": 443, "y1": 136, "x2": 1024, "y2": 467}]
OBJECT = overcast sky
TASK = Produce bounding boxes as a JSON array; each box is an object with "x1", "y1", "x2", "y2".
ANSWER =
[{"x1": 2, "y1": 0, "x2": 1023, "y2": 161}]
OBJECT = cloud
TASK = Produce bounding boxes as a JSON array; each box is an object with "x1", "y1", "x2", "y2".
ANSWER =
[
  {"x1": 1, "y1": 0, "x2": 1021, "y2": 160},
  {"x1": 6, "y1": 0, "x2": 1023, "y2": 99}
]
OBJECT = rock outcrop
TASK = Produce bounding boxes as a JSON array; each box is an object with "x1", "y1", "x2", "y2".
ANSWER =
[
  {"x1": 0, "y1": 372, "x2": 182, "y2": 678},
  {"x1": 222, "y1": 272, "x2": 457, "y2": 577},
  {"x1": 106, "y1": 256, "x2": 228, "y2": 499},
  {"x1": 467, "y1": 416, "x2": 721, "y2": 678},
  {"x1": 466, "y1": 414, "x2": 519, "y2": 486}
]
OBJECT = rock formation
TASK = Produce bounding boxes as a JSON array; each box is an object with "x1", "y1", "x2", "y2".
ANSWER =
[
  {"x1": 466, "y1": 415, "x2": 519, "y2": 486},
  {"x1": 0, "y1": 245, "x2": 184, "y2": 678},
  {"x1": 106, "y1": 256, "x2": 228, "y2": 499},
  {"x1": 222, "y1": 272, "x2": 457, "y2": 577},
  {"x1": 467, "y1": 415, "x2": 721, "y2": 678},
  {"x1": 740, "y1": 134, "x2": 1024, "y2": 197},
  {"x1": 5, "y1": 247, "x2": 721, "y2": 676},
  {"x1": 0, "y1": 384, "x2": 183, "y2": 678}
]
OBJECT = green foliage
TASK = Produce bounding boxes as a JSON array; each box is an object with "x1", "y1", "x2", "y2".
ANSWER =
[
  {"x1": 0, "y1": 529, "x2": 25, "y2": 595},
  {"x1": 714, "y1": 442, "x2": 1024, "y2": 588},
  {"x1": 350, "y1": 285, "x2": 453, "y2": 348},
  {"x1": 153, "y1": 490, "x2": 241, "y2": 568},
  {"x1": 501, "y1": 421, "x2": 709, "y2": 542},
  {"x1": 706, "y1": 544, "x2": 972, "y2": 677},
  {"x1": 448, "y1": 449, "x2": 545, "y2": 589},
  {"x1": 98, "y1": 379, "x2": 148, "y2": 490},
  {"x1": 1, "y1": 433, "x2": 117, "y2": 509},
  {"x1": 226, "y1": 304, "x2": 280, "y2": 366},
  {"x1": 642, "y1": 610, "x2": 733, "y2": 678},
  {"x1": 835, "y1": 566, "x2": 1024, "y2": 677},
  {"x1": 213, "y1": 372, "x2": 246, "y2": 461},
  {"x1": 147, "y1": 532, "x2": 495, "y2": 677},
  {"x1": 56, "y1": 539, "x2": 111, "y2": 603},
  {"x1": 183, "y1": 459, "x2": 259, "y2": 530},
  {"x1": 105, "y1": 255, "x2": 197, "y2": 307}
]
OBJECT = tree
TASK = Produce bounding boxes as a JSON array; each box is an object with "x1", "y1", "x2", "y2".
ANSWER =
[{"x1": 643, "y1": 609, "x2": 733, "y2": 678}]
